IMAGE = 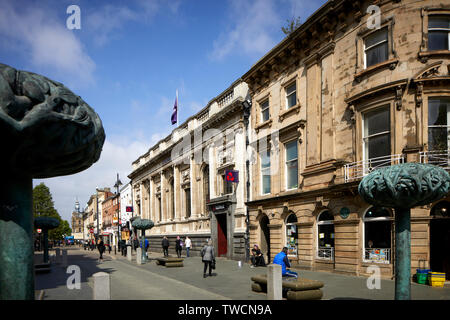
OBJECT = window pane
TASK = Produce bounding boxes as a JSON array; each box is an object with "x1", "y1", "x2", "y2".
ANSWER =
[
  {"x1": 286, "y1": 83, "x2": 296, "y2": 95},
  {"x1": 365, "y1": 207, "x2": 390, "y2": 218},
  {"x1": 261, "y1": 100, "x2": 269, "y2": 109},
  {"x1": 262, "y1": 173, "x2": 271, "y2": 194},
  {"x1": 287, "y1": 92, "x2": 296, "y2": 109},
  {"x1": 365, "y1": 221, "x2": 391, "y2": 248},
  {"x1": 285, "y1": 141, "x2": 297, "y2": 161},
  {"x1": 367, "y1": 133, "x2": 390, "y2": 159},
  {"x1": 262, "y1": 108, "x2": 270, "y2": 122},
  {"x1": 365, "y1": 28, "x2": 388, "y2": 48},
  {"x1": 428, "y1": 31, "x2": 449, "y2": 51},
  {"x1": 261, "y1": 150, "x2": 270, "y2": 168},
  {"x1": 365, "y1": 42, "x2": 388, "y2": 67},
  {"x1": 287, "y1": 161, "x2": 298, "y2": 189},
  {"x1": 318, "y1": 210, "x2": 334, "y2": 221},
  {"x1": 428, "y1": 127, "x2": 448, "y2": 151},
  {"x1": 318, "y1": 224, "x2": 335, "y2": 247},
  {"x1": 364, "y1": 107, "x2": 390, "y2": 137},
  {"x1": 428, "y1": 16, "x2": 450, "y2": 29},
  {"x1": 428, "y1": 99, "x2": 449, "y2": 126}
]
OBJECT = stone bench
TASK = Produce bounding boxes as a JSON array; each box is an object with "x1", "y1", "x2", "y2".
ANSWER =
[
  {"x1": 155, "y1": 257, "x2": 184, "y2": 267},
  {"x1": 251, "y1": 274, "x2": 324, "y2": 300}
]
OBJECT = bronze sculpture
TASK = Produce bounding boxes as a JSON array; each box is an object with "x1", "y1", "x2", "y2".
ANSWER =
[
  {"x1": 0, "y1": 63, "x2": 105, "y2": 299},
  {"x1": 359, "y1": 163, "x2": 450, "y2": 299}
]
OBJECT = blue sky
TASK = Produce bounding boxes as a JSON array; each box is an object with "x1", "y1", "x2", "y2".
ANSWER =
[{"x1": 0, "y1": 0, "x2": 327, "y2": 223}]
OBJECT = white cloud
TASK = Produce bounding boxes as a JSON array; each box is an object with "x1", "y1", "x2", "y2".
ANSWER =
[
  {"x1": 34, "y1": 137, "x2": 148, "y2": 224},
  {"x1": 209, "y1": 0, "x2": 281, "y2": 61},
  {"x1": 0, "y1": 1, "x2": 96, "y2": 87}
]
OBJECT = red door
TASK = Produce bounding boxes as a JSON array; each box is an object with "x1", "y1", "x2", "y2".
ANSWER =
[{"x1": 217, "y1": 214, "x2": 227, "y2": 256}]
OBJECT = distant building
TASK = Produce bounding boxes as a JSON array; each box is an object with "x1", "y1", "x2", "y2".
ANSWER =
[
  {"x1": 71, "y1": 210, "x2": 84, "y2": 241},
  {"x1": 119, "y1": 182, "x2": 133, "y2": 241}
]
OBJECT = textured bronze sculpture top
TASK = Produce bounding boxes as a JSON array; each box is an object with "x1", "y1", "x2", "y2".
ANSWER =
[
  {"x1": 131, "y1": 217, "x2": 154, "y2": 230},
  {"x1": 358, "y1": 163, "x2": 450, "y2": 209},
  {"x1": 0, "y1": 62, "x2": 105, "y2": 178},
  {"x1": 34, "y1": 216, "x2": 60, "y2": 230}
]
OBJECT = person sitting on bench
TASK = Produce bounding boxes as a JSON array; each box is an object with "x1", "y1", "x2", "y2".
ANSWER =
[
  {"x1": 250, "y1": 244, "x2": 266, "y2": 267},
  {"x1": 273, "y1": 247, "x2": 298, "y2": 278}
]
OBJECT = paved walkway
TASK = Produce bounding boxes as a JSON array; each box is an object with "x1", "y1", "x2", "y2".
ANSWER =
[{"x1": 34, "y1": 247, "x2": 450, "y2": 300}]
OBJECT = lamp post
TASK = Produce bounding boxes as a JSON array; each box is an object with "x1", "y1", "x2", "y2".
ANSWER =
[{"x1": 114, "y1": 173, "x2": 123, "y2": 249}]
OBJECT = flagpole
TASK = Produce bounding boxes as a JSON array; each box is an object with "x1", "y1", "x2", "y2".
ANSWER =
[{"x1": 176, "y1": 89, "x2": 178, "y2": 127}]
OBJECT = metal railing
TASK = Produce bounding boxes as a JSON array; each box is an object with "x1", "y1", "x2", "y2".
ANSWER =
[
  {"x1": 317, "y1": 247, "x2": 334, "y2": 261},
  {"x1": 420, "y1": 150, "x2": 450, "y2": 170},
  {"x1": 363, "y1": 248, "x2": 391, "y2": 264},
  {"x1": 344, "y1": 154, "x2": 405, "y2": 182}
]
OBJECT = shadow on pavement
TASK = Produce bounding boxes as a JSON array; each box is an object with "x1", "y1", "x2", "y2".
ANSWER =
[{"x1": 35, "y1": 248, "x2": 116, "y2": 293}]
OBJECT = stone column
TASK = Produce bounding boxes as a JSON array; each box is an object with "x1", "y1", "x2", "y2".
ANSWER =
[
  {"x1": 267, "y1": 264, "x2": 282, "y2": 300},
  {"x1": 174, "y1": 165, "x2": 181, "y2": 221},
  {"x1": 93, "y1": 272, "x2": 111, "y2": 300},
  {"x1": 62, "y1": 249, "x2": 68, "y2": 268},
  {"x1": 136, "y1": 247, "x2": 142, "y2": 265},
  {"x1": 208, "y1": 146, "x2": 216, "y2": 198},
  {"x1": 190, "y1": 156, "x2": 198, "y2": 218},
  {"x1": 160, "y1": 170, "x2": 166, "y2": 221},
  {"x1": 127, "y1": 245, "x2": 132, "y2": 261}
]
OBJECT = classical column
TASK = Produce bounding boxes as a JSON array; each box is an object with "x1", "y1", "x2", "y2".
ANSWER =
[
  {"x1": 174, "y1": 165, "x2": 181, "y2": 221},
  {"x1": 190, "y1": 156, "x2": 198, "y2": 218},
  {"x1": 208, "y1": 146, "x2": 216, "y2": 198},
  {"x1": 150, "y1": 177, "x2": 155, "y2": 222}
]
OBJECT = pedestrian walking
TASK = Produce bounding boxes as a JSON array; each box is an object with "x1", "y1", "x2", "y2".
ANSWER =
[
  {"x1": 201, "y1": 240, "x2": 215, "y2": 278},
  {"x1": 97, "y1": 239, "x2": 105, "y2": 261},
  {"x1": 162, "y1": 236, "x2": 169, "y2": 257},
  {"x1": 108, "y1": 243, "x2": 111, "y2": 254},
  {"x1": 185, "y1": 236, "x2": 192, "y2": 257},
  {"x1": 175, "y1": 236, "x2": 182, "y2": 258}
]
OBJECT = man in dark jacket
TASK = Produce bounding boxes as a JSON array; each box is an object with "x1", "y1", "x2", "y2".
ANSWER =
[{"x1": 162, "y1": 236, "x2": 169, "y2": 257}]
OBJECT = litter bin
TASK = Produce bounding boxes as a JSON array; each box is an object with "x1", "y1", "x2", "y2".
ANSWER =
[
  {"x1": 416, "y1": 269, "x2": 430, "y2": 284},
  {"x1": 428, "y1": 272, "x2": 446, "y2": 287}
]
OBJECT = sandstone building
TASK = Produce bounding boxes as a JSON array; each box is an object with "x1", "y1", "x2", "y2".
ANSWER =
[
  {"x1": 242, "y1": 0, "x2": 450, "y2": 279},
  {"x1": 128, "y1": 80, "x2": 250, "y2": 259}
]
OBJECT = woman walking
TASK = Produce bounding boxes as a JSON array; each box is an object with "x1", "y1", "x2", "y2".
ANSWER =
[
  {"x1": 97, "y1": 238, "x2": 105, "y2": 261},
  {"x1": 201, "y1": 240, "x2": 215, "y2": 278}
]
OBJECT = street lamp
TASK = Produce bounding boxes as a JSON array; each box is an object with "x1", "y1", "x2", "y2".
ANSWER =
[{"x1": 114, "y1": 173, "x2": 123, "y2": 249}]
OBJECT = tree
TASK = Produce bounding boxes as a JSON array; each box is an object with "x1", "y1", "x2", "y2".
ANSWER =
[
  {"x1": 33, "y1": 182, "x2": 71, "y2": 240},
  {"x1": 282, "y1": 16, "x2": 301, "y2": 36}
]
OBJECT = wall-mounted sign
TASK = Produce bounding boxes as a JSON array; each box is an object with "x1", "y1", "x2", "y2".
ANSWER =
[
  {"x1": 37, "y1": 229, "x2": 42, "y2": 234},
  {"x1": 126, "y1": 206, "x2": 133, "y2": 212},
  {"x1": 213, "y1": 204, "x2": 226, "y2": 211},
  {"x1": 340, "y1": 207, "x2": 350, "y2": 219},
  {"x1": 226, "y1": 170, "x2": 239, "y2": 183}
]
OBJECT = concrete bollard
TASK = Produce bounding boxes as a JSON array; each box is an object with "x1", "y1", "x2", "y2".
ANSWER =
[
  {"x1": 267, "y1": 264, "x2": 282, "y2": 300},
  {"x1": 55, "y1": 248, "x2": 61, "y2": 264},
  {"x1": 93, "y1": 272, "x2": 110, "y2": 300},
  {"x1": 136, "y1": 248, "x2": 142, "y2": 265},
  {"x1": 127, "y1": 246, "x2": 132, "y2": 261},
  {"x1": 62, "y1": 249, "x2": 68, "y2": 267}
]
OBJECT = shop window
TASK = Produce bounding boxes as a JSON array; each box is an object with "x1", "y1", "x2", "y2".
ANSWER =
[
  {"x1": 285, "y1": 214, "x2": 298, "y2": 257},
  {"x1": 364, "y1": 27, "x2": 389, "y2": 68},
  {"x1": 317, "y1": 210, "x2": 334, "y2": 260},
  {"x1": 428, "y1": 98, "x2": 450, "y2": 151},
  {"x1": 260, "y1": 149, "x2": 271, "y2": 195},
  {"x1": 285, "y1": 140, "x2": 298, "y2": 190},
  {"x1": 222, "y1": 174, "x2": 233, "y2": 195},
  {"x1": 363, "y1": 206, "x2": 392, "y2": 264},
  {"x1": 362, "y1": 106, "x2": 390, "y2": 161},
  {"x1": 428, "y1": 15, "x2": 450, "y2": 51}
]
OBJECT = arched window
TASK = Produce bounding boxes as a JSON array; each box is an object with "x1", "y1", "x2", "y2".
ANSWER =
[
  {"x1": 285, "y1": 213, "x2": 298, "y2": 257},
  {"x1": 317, "y1": 210, "x2": 334, "y2": 260},
  {"x1": 363, "y1": 206, "x2": 392, "y2": 264}
]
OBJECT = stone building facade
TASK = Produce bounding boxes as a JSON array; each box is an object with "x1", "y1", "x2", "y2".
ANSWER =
[
  {"x1": 85, "y1": 188, "x2": 112, "y2": 241},
  {"x1": 128, "y1": 80, "x2": 250, "y2": 259},
  {"x1": 242, "y1": 0, "x2": 450, "y2": 279},
  {"x1": 71, "y1": 210, "x2": 84, "y2": 241},
  {"x1": 102, "y1": 193, "x2": 119, "y2": 246}
]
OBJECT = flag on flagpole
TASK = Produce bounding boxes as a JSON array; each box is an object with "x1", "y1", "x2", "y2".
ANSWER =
[{"x1": 171, "y1": 90, "x2": 178, "y2": 125}]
